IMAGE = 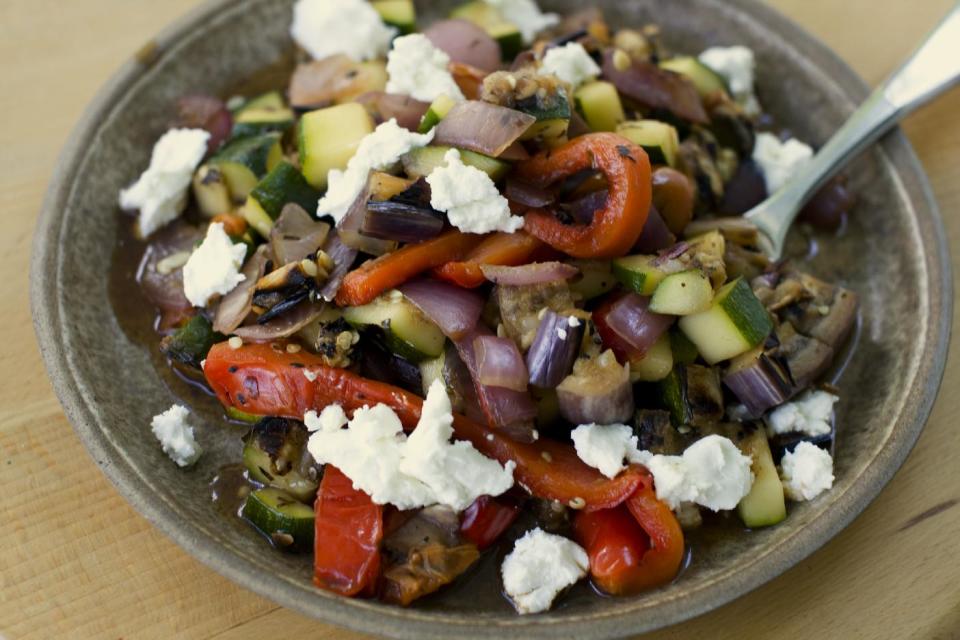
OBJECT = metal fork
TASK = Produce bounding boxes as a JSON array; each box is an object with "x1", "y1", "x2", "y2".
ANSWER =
[{"x1": 744, "y1": 2, "x2": 960, "y2": 259}]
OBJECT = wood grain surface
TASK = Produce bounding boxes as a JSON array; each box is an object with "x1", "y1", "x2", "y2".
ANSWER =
[{"x1": 2, "y1": 1, "x2": 958, "y2": 638}]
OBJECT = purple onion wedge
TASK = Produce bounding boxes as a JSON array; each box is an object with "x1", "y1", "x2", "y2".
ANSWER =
[
  {"x1": 361, "y1": 200, "x2": 445, "y2": 243},
  {"x1": 605, "y1": 293, "x2": 674, "y2": 355},
  {"x1": 434, "y1": 101, "x2": 536, "y2": 157},
  {"x1": 317, "y1": 232, "x2": 359, "y2": 303},
  {"x1": 723, "y1": 352, "x2": 795, "y2": 418},
  {"x1": 480, "y1": 262, "x2": 579, "y2": 287},
  {"x1": 399, "y1": 278, "x2": 484, "y2": 341},
  {"x1": 474, "y1": 335, "x2": 529, "y2": 392},
  {"x1": 526, "y1": 310, "x2": 585, "y2": 388}
]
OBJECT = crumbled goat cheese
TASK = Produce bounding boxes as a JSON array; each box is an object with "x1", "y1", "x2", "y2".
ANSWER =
[
  {"x1": 567, "y1": 316, "x2": 581, "y2": 327},
  {"x1": 780, "y1": 441, "x2": 834, "y2": 501},
  {"x1": 386, "y1": 34, "x2": 466, "y2": 103},
  {"x1": 290, "y1": 0, "x2": 396, "y2": 62},
  {"x1": 698, "y1": 45, "x2": 761, "y2": 115},
  {"x1": 487, "y1": 0, "x2": 560, "y2": 45},
  {"x1": 540, "y1": 42, "x2": 601, "y2": 89},
  {"x1": 182, "y1": 223, "x2": 248, "y2": 307},
  {"x1": 753, "y1": 132, "x2": 814, "y2": 193},
  {"x1": 570, "y1": 423, "x2": 639, "y2": 479},
  {"x1": 501, "y1": 528, "x2": 588, "y2": 614},
  {"x1": 151, "y1": 405, "x2": 202, "y2": 467},
  {"x1": 119, "y1": 128, "x2": 210, "y2": 238},
  {"x1": 306, "y1": 380, "x2": 515, "y2": 511},
  {"x1": 643, "y1": 436, "x2": 754, "y2": 511},
  {"x1": 317, "y1": 119, "x2": 435, "y2": 223},
  {"x1": 427, "y1": 149, "x2": 524, "y2": 234},
  {"x1": 766, "y1": 390, "x2": 838, "y2": 438}
]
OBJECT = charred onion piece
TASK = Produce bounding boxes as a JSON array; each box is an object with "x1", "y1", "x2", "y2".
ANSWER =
[{"x1": 526, "y1": 310, "x2": 585, "y2": 388}]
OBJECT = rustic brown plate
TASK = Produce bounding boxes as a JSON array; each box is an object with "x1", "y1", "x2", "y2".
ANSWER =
[{"x1": 31, "y1": 0, "x2": 952, "y2": 638}]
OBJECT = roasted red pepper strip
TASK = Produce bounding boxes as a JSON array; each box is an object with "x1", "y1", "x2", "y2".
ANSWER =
[
  {"x1": 433, "y1": 231, "x2": 546, "y2": 288},
  {"x1": 459, "y1": 495, "x2": 521, "y2": 549},
  {"x1": 336, "y1": 230, "x2": 483, "y2": 307},
  {"x1": 515, "y1": 133, "x2": 652, "y2": 259},
  {"x1": 204, "y1": 342, "x2": 645, "y2": 510},
  {"x1": 572, "y1": 475, "x2": 684, "y2": 595},
  {"x1": 313, "y1": 465, "x2": 384, "y2": 597}
]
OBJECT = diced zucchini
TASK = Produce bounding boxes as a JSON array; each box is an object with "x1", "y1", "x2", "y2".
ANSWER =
[
  {"x1": 451, "y1": 2, "x2": 522, "y2": 60},
  {"x1": 242, "y1": 488, "x2": 315, "y2": 552},
  {"x1": 344, "y1": 292, "x2": 446, "y2": 362},
  {"x1": 737, "y1": 427, "x2": 787, "y2": 528},
  {"x1": 568, "y1": 260, "x2": 616, "y2": 301},
  {"x1": 241, "y1": 162, "x2": 321, "y2": 237},
  {"x1": 616, "y1": 120, "x2": 680, "y2": 167},
  {"x1": 612, "y1": 254, "x2": 666, "y2": 296},
  {"x1": 210, "y1": 133, "x2": 283, "y2": 202},
  {"x1": 159, "y1": 315, "x2": 224, "y2": 368},
  {"x1": 372, "y1": 0, "x2": 417, "y2": 34},
  {"x1": 192, "y1": 165, "x2": 233, "y2": 217},
  {"x1": 232, "y1": 91, "x2": 295, "y2": 139},
  {"x1": 649, "y1": 270, "x2": 714, "y2": 316},
  {"x1": 401, "y1": 145, "x2": 511, "y2": 181},
  {"x1": 242, "y1": 419, "x2": 318, "y2": 502},
  {"x1": 658, "y1": 364, "x2": 723, "y2": 427},
  {"x1": 419, "y1": 353, "x2": 446, "y2": 397},
  {"x1": 659, "y1": 56, "x2": 729, "y2": 98},
  {"x1": 670, "y1": 330, "x2": 700, "y2": 365},
  {"x1": 299, "y1": 103, "x2": 375, "y2": 189},
  {"x1": 679, "y1": 277, "x2": 774, "y2": 364},
  {"x1": 226, "y1": 406, "x2": 261, "y2": 424},
  {"x1": 418, "y1": 94, "x2": 458, "y2": 133},
  {"x1": 630, "y1": 333, "x2": 674, "y2": 382},
  {"x1": 516, "y1": 89, "x2": 572, "y2": 142},
  {"x1": 334, "y1": 61, "x2": 388, "y2": 104},
  {"x1": 575, "y1": 81, "x2": 626, "y2": 132}
]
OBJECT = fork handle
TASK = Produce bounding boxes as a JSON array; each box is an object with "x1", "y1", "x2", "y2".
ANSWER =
[{"x1": 747, "y1": 2, "x2": 960, "y2": 257}]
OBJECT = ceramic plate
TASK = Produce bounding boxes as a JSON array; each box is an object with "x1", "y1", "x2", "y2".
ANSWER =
[{"x1": 31, "y1": 0, "x2": 952, "y2": 637}]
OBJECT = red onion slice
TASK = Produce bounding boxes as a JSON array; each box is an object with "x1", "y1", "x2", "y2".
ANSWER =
[
  {"x1": 176, "y1": 95, "x2": 232, "y2": 152},
  {"x1": 137, "y1": 222, "x2": 204, "y2": 330},
  {"x1": 480, "y1": 262, "x2": 579, "y2": 286},
  {"x1": 425, "y1": 19, "x2": 501, "y2": 73},
  {"x1": 604, "y1": 293, "x2": 674, "y2": 355},
  {"x1": 213, "y1": 245, "x2": 270, "y2": 334},
  {"x1": 723, "y1": 354, "x2": 795, "y2": 418},
  {"x1": 270, "y1": 204, "x2": 331, "y2": 266},
  {"x1": 337, "y1": 183, "x2": 399, "y2": 256},
  {"x1": 474, "y1": 335, "x2": 529, "y2": 391},
  {"x1": 356, "y1": 92, "x2": 431, "y2": 132},
  {"x1": 526, "y1": 310, "x2": 585, "y2": 388},
  {"x1": 318, "y1": 232, "x2": 358, "y2": 302},
  {"x1": 399, "y1": 278, "x2": 484, "y2": 340},
  {"x1": 434, "y1": 101, "x2": 536, "y2": 158},
  {"x1": 361, "y1": 200, "x2": 445, "y2": 243},
  {"x1": 601, "y1": 51, "x2": 708, "y2": 124},
  {"x1": 634, "y1": 205, "x2": 676, "y2": 253},
  {"x1": 233, "y1": 300, "x2": 327, "y2": 341},
  {"x1": 504, "y1": 178, "x2": 556, "y2": 208}
]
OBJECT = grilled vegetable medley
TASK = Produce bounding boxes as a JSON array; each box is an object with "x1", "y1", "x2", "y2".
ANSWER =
[{"x1": 125, "y1": 0, "x2": 859, "y2": 615}]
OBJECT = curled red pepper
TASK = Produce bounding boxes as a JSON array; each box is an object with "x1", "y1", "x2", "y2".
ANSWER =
[
  {"x1": 433, "y1": 231, "x2": 546, "y2": 288},
  {"x1": 459, "y1": 495, "x2": 520, "y2": 550},
  {"x1": 204, "y1": 342, "x2": 645, "y2": 511},
  {"x1": 515, "y1": 133, "x2": 652, "y2": 259},
  {"x1": 572, "y1": 474, "x2": 684, "y2": 595}
]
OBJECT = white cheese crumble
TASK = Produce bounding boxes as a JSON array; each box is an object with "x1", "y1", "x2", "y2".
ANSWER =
[
  {"x1": 779, "y1": 441, "x2": 834, "y2": 501},
  {"x1": 386, "y1": 34, "x2": 466, "y2": 103},
  {"x1": 150, "y1": 404, "x2": 202, "y2": 467},
  {"x1": 487, "y1": 0, "x2": 560, "y2": 45},
  {"x1": 501, "y1": 528, "x2": 588, "y2": 614},
  {"x1": 181, "y1": 222, "x2": 248, "y2": 307},
  {"x1": 317, "y1": 119, "x2": 435, "y2": 223},
  {"x1": 570, "y1": 423, "x2": 639, "y2": 480},
  {"x1": 556, "y1": 328, "x2": 568, "y2": 340},
  {"x1": 698, "y1": 45, "x2": 761, "y2": 116},
  {"x1": 119, "y1": 128, "x2": 210, "y2": 238},
  {"x1": 567, "y1": 316, "x2": 581, "y2": 327},
  {"x1": 290, "y1": 0, "x2": 396, "y2": 62},
  {"x1": 753, "y1": 132, "x2": 814, "y2": 194},
  {"x1": 305, "y1": 380, "x2": 515, "y2": 511},
  {"x1": 427, "y1": 149, "x2": 524, "y2": 234},
  {"x1": 540, "y1": 42, "x2": 600, "y2": 89},
  {"x1": 766, "y1": 390, "x2": 838, "y2": 438}
]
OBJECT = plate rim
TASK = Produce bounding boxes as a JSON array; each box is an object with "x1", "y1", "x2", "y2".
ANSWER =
[{"x1": 30, "y1": 0, "x2": 953, "y2": 637}]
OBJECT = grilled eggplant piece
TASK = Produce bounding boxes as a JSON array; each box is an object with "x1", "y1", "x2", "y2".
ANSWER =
[
  {"x1": 659, "y1": 364, "x2": 725, "y2": 427},
  {"x1": 633, "y1": 409, "x2": 690, "y2": 455},
  {"x1": 769, "y1": 321, "x2": 834, "y2": 390},
  {"x1": 252, "y1": 258, "x2": 329, "y2": 322},
  {"x1": 495, "y1": 282, "x2": 576, "y2": 351},
  {"x1": 242, "y1": 418, "x2": 318, "y2": 503}
]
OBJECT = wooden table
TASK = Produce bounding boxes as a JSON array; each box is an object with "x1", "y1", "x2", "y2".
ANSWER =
[{"x1": 2, "y1": 1, "x2": 958, "y2": 638}]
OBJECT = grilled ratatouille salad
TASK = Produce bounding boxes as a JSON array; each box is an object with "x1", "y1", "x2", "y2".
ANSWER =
[{"x1": 124, "y1": 0, "x2": 858, "y2": 615}]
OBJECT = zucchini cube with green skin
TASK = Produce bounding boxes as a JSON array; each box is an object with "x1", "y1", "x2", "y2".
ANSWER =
[
  {"x1": 450, "y1": 1, "x2": 522, "y2": 60},
  {"x1": 299, "y1": 103, "x2": 375, "y2": 190},
  {"x1": 629, "y1": 333, "x2": 674, "y2": 382},
  {"x1": 659, "y1": 57, "x2": 729, "y2": 98},
  {"x1": 737, "y1": 427, "x2": 787, "y2": 528},
  {"x1": 159, "y1": 315, "x2": 224, "y2": 369},
  {"x1": 611, "y1": 254, "x2": 666, "y2": 296},
  {"x1": 401, "y1": 145, "x2": 512, "y2": 181},
  {"x1": 192, "y1": 165, "x2": 233, "y2": 218},
  {"x1": 210, "y1": 133, "x2": 283, "y2": 202},
  {"x1": 242, "y1": 488, "x2": 315, "y2": 552},
  {"x1": 418, "y1": 94, "x2": 458, "y2": 133},
  {"x1": 372, "y1": 0, "x2": 417, "y2": 34},
  {"x1": 241, "y1": 162, "x2": 321, "y2": 238},
  {"x1": 575, "y1": 81, "x2": 626, "y2": 132},
  {"x1": 231, "y1": 91, "x2": 295, "y2": 139},
  {"x1": 515, "y1": 89, "x2": 572, "y2": 142},
  {"x1": 649, "y1": 270, "x2": 714, "y2": 316},
  {"x1": 616, "y1": 120, "x2": 680, "y2": 167},
  {"x1": 679, "y1": 277, "x2": 774, "y2": 364},
  {"x1": 343, "y1": 293, "x2": 446, "y2": 363}
]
